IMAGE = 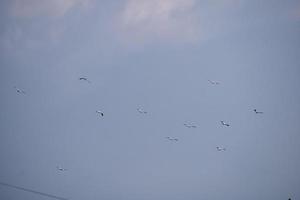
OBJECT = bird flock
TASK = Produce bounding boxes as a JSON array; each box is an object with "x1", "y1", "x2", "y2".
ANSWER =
[
  {"x1": 10, "y1": 76, "x2": 269, "y2": 200},
  {"x1": 13, "y1": 77, "x2": 265, "y2": 170}
]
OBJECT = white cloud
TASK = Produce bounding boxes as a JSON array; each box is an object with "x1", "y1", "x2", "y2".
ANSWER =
[
  {"x1": 11, "y1": 0, "x2": 90, "y2": 18},
  {"x1": 117, "y1": 0, "x2": 199, "y2": 44},
  {"x1": 0, "y1": 0, "x2": 91, "y2": 51},
  {"x1": 116, "y1": 0, "x2": 242, "y2": 46}
]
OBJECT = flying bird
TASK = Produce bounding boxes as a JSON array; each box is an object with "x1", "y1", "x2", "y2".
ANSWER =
[
  {"x1": 137, "y1": 108, "x2": 147, "y2": 114},
  {"x1": 253, "y1": 109, "x2": 263, "y2": 114},
  {"x1": 79, "y1": 77, "x2": 91, "y2": 83},
  {"x1": 14, "y1": 86, "x2": 26, "y2": 94},
  {"x1": 165, "y1": 137, "x2": 179, "y2": 142},
  {"x1": 184, "y1": 123, "x2": 197, "y2": 128},
  {"x1": 216, "y1": 147, "x2": 226, "y2": 151},
  {"x1": 96, "y1": 110, "x2": 104, "y2": 116},
  {"x1": 220, "y1": 121, "x2": 230, "y2": 126},
  {"x1": 208, "y1": 80, "x2": 220, "y2": 85},
  {"x1": 56, "y1": 166, "x2": 67, "y2": 171}
]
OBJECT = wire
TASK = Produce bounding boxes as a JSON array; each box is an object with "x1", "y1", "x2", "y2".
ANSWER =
[{"x1": 0, "y1": 182, "x2": 68, "y2": 200}]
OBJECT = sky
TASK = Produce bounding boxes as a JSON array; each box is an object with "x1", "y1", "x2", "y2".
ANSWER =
[{"x1": 0, "y1": 0, "x2": 300, "y2": 199}]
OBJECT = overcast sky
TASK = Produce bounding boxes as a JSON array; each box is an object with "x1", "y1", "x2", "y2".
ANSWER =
[{"x1": 1, "y1": 0, "x2": 300, "y2": 200}]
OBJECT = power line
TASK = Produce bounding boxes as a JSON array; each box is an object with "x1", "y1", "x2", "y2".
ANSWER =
[{"x1": 0, "y1": 182, "x2": 68, "y2": 200}]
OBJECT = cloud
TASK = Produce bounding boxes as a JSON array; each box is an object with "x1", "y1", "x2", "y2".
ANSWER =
[
  {"x1": 11, "y1": 0, "x2": 90, "y2": 18},
  {"x1": 116, "y1": 0, "x2": 242, "y2": 46},
  {"x1": 117, "y1": 0, "x2": 199, "y2": 44},
  {"x1": 0, "y1": 0, "x2": 92, "y2": 51}
]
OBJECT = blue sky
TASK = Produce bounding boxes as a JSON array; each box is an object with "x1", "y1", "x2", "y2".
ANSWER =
[{"x1": 1, "y1": 1, "x2": 300, "y2": 200}]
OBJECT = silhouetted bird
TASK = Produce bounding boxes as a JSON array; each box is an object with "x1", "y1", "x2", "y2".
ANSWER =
[
  {"x1": 56, "y1": 166, "x2": 67, "y2": 171},
  {"x1": 79, "y1": 77, "x2": 91, "y2": 83},
  {"x1": 96, "y1": 110, "x2": 104, "y2": 116},
  {"x1": 254, "y1": 109, "x2": 263, "y2": 114},
  {"x1": 208, "y1": 80, "x2": 220, "y2": 85},
  {"x1": 166, "y1": 137, "x2": 179, "y2": 142},
  {"x1": 137, "y1": 108, "x2": 147, "y2": 114},
  {"x1": 14, "y1": 86, "x2": 26, "y2": 94},
  {"x1": 221, "y1": 121, "x2": 230, "y2": 126},
  {"x1": 184, "y1": 123, "x2": 197, "y2": 128},
  {"x1": 216, "y1": 147, "x2": 226, "y2": 151}
]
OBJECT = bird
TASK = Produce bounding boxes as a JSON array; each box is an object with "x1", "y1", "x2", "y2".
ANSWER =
[
  {"x1": 79, "y1": 77, "x2": 91, "y2": 83},
  {"x1": 184, "y1": 123, "x2": 197, "y2": 128},
  {"x1": 165, "y1": 137, "x2": 179, "y2": 142},
  {"x1": 216, "y1": 147, "x2": 226, "y2": 151},
  {"x1": 56, "y1": 166, "x2": 67, "y2": 171},
  {"x1": 96, "y1": 110, "x2": 104, "y2": 116},
  {"x1": 208, "y1": 80, "x2": 220, "y2": 85},
  {"x1": 253, "y1": 109, "x2": 263, "y2": 114},
  {"x1": 14, "y1": 86, "x2": 26, "y2": 94},
  {"x1": 137, "y1": 108, "x2": 147, "y2": 114},
  {"x1": 221, "y1": 121, "x2": 230, "y2": 126}
]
